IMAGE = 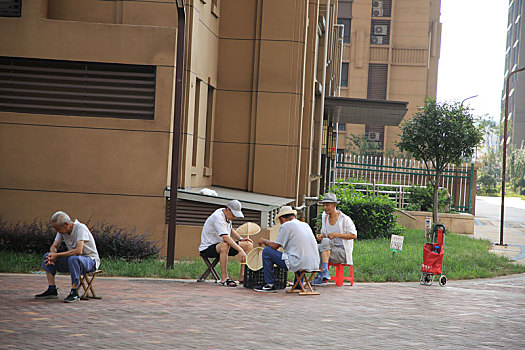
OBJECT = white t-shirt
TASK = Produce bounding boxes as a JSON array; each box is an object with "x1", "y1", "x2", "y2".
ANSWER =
[
  {"x1": 54, "y1": 220, "x2": 100, "y2": 269},
  {"x1": 321, "y1": 211, "x2": 357, "y2": 265},
  {"x1": 199, "y1": 208, "x2": 232, "y2": 251},
  {"x1": 275, "y1": 219, "x2": 320, "y2": 272}
]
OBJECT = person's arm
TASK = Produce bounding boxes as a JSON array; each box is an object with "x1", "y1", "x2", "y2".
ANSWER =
[
  {"x1": 45, "y1": 241, "x2": 85, "y2": 265},
  {"x1": 231, "y1": 228, "x2": 253, "y2": 243},
  {"x1": 222, "y1": 235, "x2": 247, "y2": 261},
  {"x1": 257, "y1": 238, "x2": 281, "y2": 250},
  {"x1": 327, "y1": 232, "x2": 357, "y2": 240}
]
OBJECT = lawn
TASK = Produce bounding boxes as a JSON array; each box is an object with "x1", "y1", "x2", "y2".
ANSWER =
[{"x1": 1, "y1": 229, "x2": 524, "y2": 282}]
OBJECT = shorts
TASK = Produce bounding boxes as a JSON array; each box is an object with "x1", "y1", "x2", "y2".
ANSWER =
[
  {"x1": 200, "y1": 242, "x2": 239, "y2": 258},
  {"x1": 318, "y1": 237, "x2": 346, "y2": 264}
]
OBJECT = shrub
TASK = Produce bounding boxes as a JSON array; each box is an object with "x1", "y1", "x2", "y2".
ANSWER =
[
  {"x1": 405, "y1": 185, "x2": 452, "y2": 213},
  {"x1": 318, "y1": 183, "x2": 398, "y2": 240},
  {"x1": 0, "y1": 216, "x2": 159, "y2": 261}
]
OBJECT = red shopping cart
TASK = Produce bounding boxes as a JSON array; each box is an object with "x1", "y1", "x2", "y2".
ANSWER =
[{"x1": 420, "y1": 224, "x2": 447, "y2": 286}]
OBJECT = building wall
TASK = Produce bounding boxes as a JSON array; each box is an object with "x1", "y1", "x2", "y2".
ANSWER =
[
  {"x1": 0, "y1": 0, "x2": 341, "y2": 256},
  {"x1": 336, "y1": 0, "x2": 441, "y2": 153},
  {"x1": 1, "y1": 0, "x2": 189, "y2": 254}
]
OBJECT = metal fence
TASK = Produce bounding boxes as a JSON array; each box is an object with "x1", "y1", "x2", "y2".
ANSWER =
[{"x1": 333, "y1": 154, "x2": 476, "y2": 213}]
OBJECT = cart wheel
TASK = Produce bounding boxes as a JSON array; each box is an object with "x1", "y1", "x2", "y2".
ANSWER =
[
  {"x1": 424, "y1": 274, "x2": 432, "y2": 285},
  {"x1": 439, "y1": 275, "x2": 447, "y2": 287},
  {"x1": 419, "y1": 274, "x2": 425, "y2": 285}
]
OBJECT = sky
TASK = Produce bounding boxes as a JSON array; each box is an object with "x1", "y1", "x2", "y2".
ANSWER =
[{"x1": 437, "y1": 0, "x2": 509, "y2": 120}]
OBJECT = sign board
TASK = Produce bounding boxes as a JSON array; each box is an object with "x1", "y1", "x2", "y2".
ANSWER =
[{"x1": 390, "y1": 234, "x2": 404, "y2": 252}]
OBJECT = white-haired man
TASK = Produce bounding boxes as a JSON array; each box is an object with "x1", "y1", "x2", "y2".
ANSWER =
[
  {"x1": 199, "y1": 200, "x2": 253, "y2": 286},
  {"x1": 254, "y1": 206, "x2": 319, "y2": 292},
  {"x1": 312, "y1": 193, "x2": 357, "y2": 285},
  {"x1": 35, "y1": 211, "x2": 100, "y2": 303}
]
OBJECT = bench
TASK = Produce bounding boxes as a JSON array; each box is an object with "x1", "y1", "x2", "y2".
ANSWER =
[{"x1": 79, "y1": 269, "x2": 103, "y2": 300}]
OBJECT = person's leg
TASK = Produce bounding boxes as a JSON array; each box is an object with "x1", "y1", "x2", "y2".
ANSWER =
[
  {"x1": 317, "y1": 238, "x2": 333, "y2": 280},
  {"x1": 67, "y1": 256, "x2": 96, "y2": 288},
  {"x1": 238, "y1": 241, "x2": 253, "y2": 281},
  {"x1": 261, "y1": 246, "x2": 286, "y2": 285},
  {"x1": 36, "y1": 254, "x2": 68, "y2": 298},
  {"x1": 216, "y1": 242, "x2": 230, "y2": 283},
  {"x1": 42, "y1": 253, "x2": 57, "y2": 286}
]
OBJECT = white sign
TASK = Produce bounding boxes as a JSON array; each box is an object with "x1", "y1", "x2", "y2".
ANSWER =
[{"x1": 390, "y1": 234, "x2": 404, "y2": 252}]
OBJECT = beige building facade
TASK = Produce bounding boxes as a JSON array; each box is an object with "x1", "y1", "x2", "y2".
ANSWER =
[
  {"x1": 0, "y1": 0, "x2": 346, "y2": 257},
  {"x1": 335, "y1": 0, "x2": 441, "y2": 154}
]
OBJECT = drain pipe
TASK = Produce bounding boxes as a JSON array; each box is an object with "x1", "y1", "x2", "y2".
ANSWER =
[{"x1": 167, "y1": 0, "x2": 186, "y2": 269}]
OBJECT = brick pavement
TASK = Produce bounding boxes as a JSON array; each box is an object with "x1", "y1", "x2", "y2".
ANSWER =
[{"x1": 1, "y1": 273, "x2": 524, "y2": 349}]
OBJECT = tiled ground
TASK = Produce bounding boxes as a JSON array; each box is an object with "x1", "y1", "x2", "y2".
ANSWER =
[{"x1": 1, "y1": 273, "x2": 524, "y2": 349}]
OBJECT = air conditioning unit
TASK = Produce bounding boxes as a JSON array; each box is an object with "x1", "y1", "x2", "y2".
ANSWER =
[
  {"x1": 373, "y1": 1, "x2": 384, "y2": 9},
  {"x1": 374, "y1": 25, "x2": 388, "y2": 35},
  {"x1": 373, "y1": 8, "x2": 384, "y2": 17},
  {"x1": 371, "y1": 36, "x2": 384, "y2": 45},
  {"x1": 368, "y1": 132, "x2": 380, "y2": 141}
]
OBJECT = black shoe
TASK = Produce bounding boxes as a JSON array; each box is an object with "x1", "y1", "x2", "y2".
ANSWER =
[
  {"x1": 35, "y1": 288, "x2": 58, "y2": 299},
  {"x1": 254, "y1": 284, "x2": 278, "y2": 293},
  {"x1": 64, "y1": 292, "x2": 79, "y2": 303}
]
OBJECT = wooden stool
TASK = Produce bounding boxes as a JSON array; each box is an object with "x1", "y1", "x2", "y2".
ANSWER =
[
  {"x1": 197, "y1": 254, "x2": 220, "y2": 282},
  {"x1": 286, "y1": 270, "x2": 320, "y2": 295},
  {"x1": 328, "y1": 263, "x2": 353, "y2": 286},
  {"x1": 79, "y1": 269, "x2": 103, "y2": 300}
]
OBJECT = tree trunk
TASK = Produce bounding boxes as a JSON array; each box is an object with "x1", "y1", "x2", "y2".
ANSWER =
[{"x1": 433, "y1": 172, "x2": 440, "y2": 224}]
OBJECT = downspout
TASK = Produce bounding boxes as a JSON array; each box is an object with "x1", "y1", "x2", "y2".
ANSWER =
[{"x1": 167, "y1": 0, "x2": 186, "y2": 269}]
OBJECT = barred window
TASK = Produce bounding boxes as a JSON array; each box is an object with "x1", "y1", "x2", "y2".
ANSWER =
[{"x1": 0, "y1": 0, "x2": 22, "y2": 17}]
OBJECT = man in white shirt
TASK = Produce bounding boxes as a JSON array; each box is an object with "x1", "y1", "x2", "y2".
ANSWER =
[
  {"x1": 254, "y1": 206, "x2": 319, "y2": 292},
  {"x1": 199, "y1": 200, "x2": 253, "y2": 286},
  {"x1": 35, "y1": 211, "x2": 100, "y2": 303},
  {"x1": 312, "y1": 193, "x2": 357, "y2": 285}
]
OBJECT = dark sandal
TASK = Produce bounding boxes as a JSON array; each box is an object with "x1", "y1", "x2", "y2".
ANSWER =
[{"x1": 219, "y1": 278, "x2": 237, "y2": 287}]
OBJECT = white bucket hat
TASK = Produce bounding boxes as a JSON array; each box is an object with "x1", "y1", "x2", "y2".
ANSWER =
[
  {"x1": 275, "y1": 206, "x2": 297, "y2": 220},
  {"x1": 226, "y1": 200, "x2": 244, "y2": 218},
  {"x1": 318, "y1": 193, "x2": 339, "y2": 204}
]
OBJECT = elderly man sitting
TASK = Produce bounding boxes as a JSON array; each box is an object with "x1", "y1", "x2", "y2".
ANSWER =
[
  {"x1": 312, "y1": 193, "x2": 357, "y2": 285},
  {"x1": 254, "y1": 206, "x2": 319, "y2": 292}
]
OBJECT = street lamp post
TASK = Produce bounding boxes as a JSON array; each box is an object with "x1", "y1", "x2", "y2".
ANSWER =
[{"x1": 499, "y1": 66, "x2": 525, "y2": 246}]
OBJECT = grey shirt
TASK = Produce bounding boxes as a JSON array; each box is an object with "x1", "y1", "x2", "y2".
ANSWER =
[
  {"x1": 275, "y1": 219, "x2": 320, "y2": 272},
  {"x1": 54, "y1": 220, "x2": 100, "y2": 269}
]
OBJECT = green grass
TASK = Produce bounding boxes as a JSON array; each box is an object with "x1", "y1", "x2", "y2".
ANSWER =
[{"x1": 2, "y1": 229, "x2": 524, "y2": 282}]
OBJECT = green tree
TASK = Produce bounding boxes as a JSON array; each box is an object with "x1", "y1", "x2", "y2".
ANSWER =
[{"x1": 397, "y1": 97, "x2": 483, "y2": 223}]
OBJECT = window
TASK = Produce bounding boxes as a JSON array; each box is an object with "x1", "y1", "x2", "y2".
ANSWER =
[
  {"x1": 192, "y1": 79, "x2": 201, "y2": 167},
  {"x1": 337, "y1": 18, "x2": 351, "y2": 43},
  {"x1": 337, "y1": 123, "x2": 346, "y2": 132},
  {"x1": 370, "y1": 20, "x2": 390, "y2": 45},
  {"x1": 0, "y1": 0, "x2": 21, "y2": 17},
  {"x1": 341, "y1": 62, "x2": 349, "y2": 87},
  {"x1": 0, "y1": 56, "x2": 156, "y2": 119},
  {"x1": 367, "y1": 63, "x2": 388, "y2": 99},
  {"x1": 204, "y1": 85, "x2": 214, "y2": 169}
]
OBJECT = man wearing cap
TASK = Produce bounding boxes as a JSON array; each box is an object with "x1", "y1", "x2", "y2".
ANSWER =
[
  {"x1": 254, "y1": 206, "x2": 319, "y2": 292},
  {"x1": 312, "y1": 193, "x2": 357, "y2": 285},
  {"x1": 199, "y1": 200, "x2": 253, "y2": 286}
]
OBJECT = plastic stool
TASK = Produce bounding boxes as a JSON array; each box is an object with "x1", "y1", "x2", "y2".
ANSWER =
[{"x1": 328, "y1": 263, "x2": 353, "y2": 286}]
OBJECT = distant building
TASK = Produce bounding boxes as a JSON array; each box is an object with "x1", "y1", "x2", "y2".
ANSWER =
[
  {"x1": 504, "y1": 0, "x2": 525, "y2": 147},
  {"x1": 335, "y1": 0, "x2": 441, "y2": 154}
]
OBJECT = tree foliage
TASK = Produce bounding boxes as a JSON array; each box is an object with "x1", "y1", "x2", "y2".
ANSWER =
[{"x1": 397, "y1": 97, "x2": 483, "y2": 222}]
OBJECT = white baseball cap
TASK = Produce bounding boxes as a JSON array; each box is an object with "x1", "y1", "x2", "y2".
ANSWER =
[{"x1": 226, "y1": 200, "x2": 244, "y2": 218}]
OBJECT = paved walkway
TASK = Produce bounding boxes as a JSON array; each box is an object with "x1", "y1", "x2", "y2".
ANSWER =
[
  {"x1": 474, "y1": 196, "x2": 525, "y2": 265},
  {"x1": 1, "y1": 272, "x2": 524, "y2": 349}
]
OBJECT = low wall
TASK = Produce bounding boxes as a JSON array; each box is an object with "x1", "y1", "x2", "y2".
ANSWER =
[{"x1": 396, "y1": 210, "x2": 474, "y2": 235}]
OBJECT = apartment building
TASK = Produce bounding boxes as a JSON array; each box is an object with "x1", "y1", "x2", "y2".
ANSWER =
[
  {"x1": 335, "y1": 0, "x2": 441, "y2": 153},
  {"x1": 504, "y1": 0, "x2": 525, "y2": 147},
  {"x1": 0, "y1": 0, "x2": 345, "y2": 257}
]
